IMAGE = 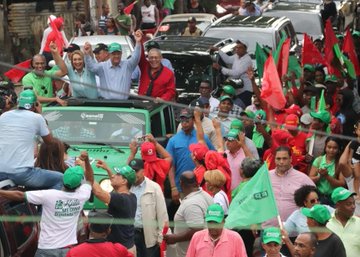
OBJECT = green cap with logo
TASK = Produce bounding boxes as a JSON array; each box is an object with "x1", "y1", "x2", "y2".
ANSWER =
[
  {"x1": 310, "y1": 110, "x2": 331, "y2": 124},
  {"x1": 255, "y1": 109, "x2": 266, "y2": 120},
  {"x1": 113, "y1": 165, "x2": 136, "y2": 185},
  {"x1": 230, "y1": 119, "x2": 243, "y2": 131},
  {"x1": 325, "y1": 74, "x2": 338, "y2": 83},
  {"x1": 241, "y1": 110, "x2": 256, "y2": 119},
  {"x1": 205, "y1": 204, "x2": 224, "y2": 223},
  {"x1": 303, "y1": 64, "x2": 315, "y2": 72},
  {"x1": 301, "y1": 204, "x2": 331, "y2": 225},
  {"x1": 63, "y1": 166, "x2": 84, "y2": 189},
  {"x1": 222, "y1": 85, "x2": 236, "y2": 96},
  {"x1": 224, "y1": 129, "x2": 239, "y2": 141},
  {"x1": 262, "y1": 227, "x2": 282, "y2": 244},
  {"x1": 331, "y1": 187, "x2": 356, "y2": 203},
  {"x1": 219, "y1": 95, "x2": 233, "y2": 103},
  {"x1": 18, "y1": 89, "x2": 37, "y2": 109},
  {"x1": 108, "y1": 42, "x2": 122, "y2": 53}
]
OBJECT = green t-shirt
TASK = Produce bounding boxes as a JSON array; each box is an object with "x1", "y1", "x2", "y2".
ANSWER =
[
  {"x1": 116, "y1": 14, "x2": 131, "y2": 36},
  {"x1": 312, "y1": 155, "x2": 336, "y2": 196},
  {"x1": 22, "y1": 68, "x2": 57, "y2": 98}
]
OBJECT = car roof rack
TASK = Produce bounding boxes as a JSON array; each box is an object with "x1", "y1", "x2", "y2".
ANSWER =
[
  {"x1": 66, "y1": 98, "x2": 164, "y2": 110},
  {"x1": 213, "y1": 15, "x2": 284, "y2": 28}
]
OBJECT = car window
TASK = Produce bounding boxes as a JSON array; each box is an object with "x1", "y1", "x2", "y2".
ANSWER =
[
  {"x1": 5, "y1": 202, "x2": 35, "y2": 248},
  {"x1": 156, "y1": 21, "x2": 211, "y2": 36},
  {"x1": 204, "y1": 28, "x2": 274, "y2": 53},
  {"x1": 162, "y1": 53, "x2": 214, "y2": 93},
  {"x1": 265, "y1": 11, "x2": 323, "y2": 37},
  {"x1": 43, "y1": 110, "x2": 145, "y2": 145},
  {"x1": 163, "y1": 105, "x2": 175, "y2": 134}
]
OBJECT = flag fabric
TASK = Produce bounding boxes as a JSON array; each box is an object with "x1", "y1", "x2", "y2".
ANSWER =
[
  {"x1": 342, "y1": 27, "x2": 360, "y2": 76},
  {"x1": 160, "y1": 223, "x2": 169, "y2": 257},
  {"x1": 124, "y1": 0, "x2": 138, "y2": 15},
  {"x1": 277, "y1": 38, "x2": 291, "y2": 78},
  {"x1": 255, "y1": 43, "x2": 268, "y2": 79},
  {"x1": 317, "y1": 89, "x2": 326, "y2": 111},
  {"x1": 3, "y1": 59, "x2": 31, "y2": 83},
  {"x1": 260, "y1": 55, "x2": 287, "y2": 110},
  {"x1": 273, "y1": 32, "x2": 287, "y2": 65},
  {"x1": 301, "y1": 33, "x2": 327, "y2": 66},
  {"x1": 225, "y1": 164, "x2": 278, "y2": 229},
  {"x1": 324, "y1": 19, "x2": 343, "y2": 76},
  {"x1": 288, "y1": 55, "x2": 302, "y2": 79}
]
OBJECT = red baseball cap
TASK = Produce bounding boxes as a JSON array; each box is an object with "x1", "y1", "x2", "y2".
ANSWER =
[
  {"x1": 141, "y1": 142, "x2": 157, "y2": 162},
  {"x1": 189, "y1": 143, "x2": 208, "y2": 161},
  {"x1": 284, "y1": 104, "x2": 302, "y2": 117},
  {"x1": 285, "y1": 114, "x2": 299, "y2": 129}
]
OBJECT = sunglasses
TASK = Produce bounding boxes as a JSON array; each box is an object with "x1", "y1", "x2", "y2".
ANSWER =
[{"x1": 179, "y1": 117, "x2": 191, "y2": 123}]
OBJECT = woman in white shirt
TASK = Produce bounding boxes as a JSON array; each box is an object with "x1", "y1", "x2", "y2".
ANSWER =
[{"x1": 204, "y1": 169, "x2": 230, "y2": 215}]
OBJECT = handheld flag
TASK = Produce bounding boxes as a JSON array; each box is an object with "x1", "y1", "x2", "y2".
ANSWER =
[
  {"x1": 317, "y1": 89, "x2": 326, "y2": 111},
  {"x1": 255, "y1": 43, "x2": 268, "y2": 79},
  {"x1": 4, "y1": 59, "x2": 31, "y2": 83},
  {"x1": 277, "y1": 38, "x2": 291, "y2": 78},
  {"x1": 324, "y1": 19, "x2": 343, "y2": 76},
  {"x1": 260, "y1": 55, "x2": 287, "y2": 110},
  {"x1": 225, "y1": 164, "x2": 278, "y2": 229},
  {"x1": 124, "y1": 0, "x2": 138, "y2": 15},
  {"x1": 301, "y1": 33, "x2": 327, "y2": 66},
  {"x1": 342, "y1": 27, "x2": 360, "y2": 76}
]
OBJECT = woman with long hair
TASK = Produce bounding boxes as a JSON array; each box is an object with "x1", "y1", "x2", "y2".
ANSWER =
[{"x1": 35, "y1": 137, "x2": 68, "y2": 173}]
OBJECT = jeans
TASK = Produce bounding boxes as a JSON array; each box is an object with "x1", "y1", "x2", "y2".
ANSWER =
[
  {"x1": 35, "y1": 248, "x2": 69, "y2": 257},
  {"x1": 134, "y1": 228, "x2": 160, "y2": 257},
  {"x1": 1, "y1": 167, "x2": 63, "y2": 190}
]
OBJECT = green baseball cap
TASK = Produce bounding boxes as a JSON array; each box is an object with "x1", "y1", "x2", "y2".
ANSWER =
[
  {"x1": 205, "y1": 204, "x2": 224, "y2": 223},
  {"x1": 336, "y1": 34, "x2": 344, "y2": 40},
  {"x1": 301, "y1": 204, "x2": 331, "y2": 225},
  {"x1": 331, "y1": 187, "x2": 356, "y2": 204},
  {"x1": 310, "y1": 110, "x2": 331, "y2": 124},
  {"x1": 240, "y1": 110, "x2": 256, "y2": 119},
  {"x1": 108, "y1": 42, "x2": 122, "y2": 53},
  {"x1": 230, "y1": 119, "x2": 243, "y2": 131},
  {"x1": 113, "y1": 165, "x2": 136, "y2": 185},
  {"x1": 262, "y1": 227, "x2": 282, "y2": 244},
  {"x1": 255, "y1": 109, "x2": 266, "y2": 120},
  {"x1": 222, "y1": 85, "x2": 236, "y2": 96},
  {"x1": 18, "y1": 89, "x2": 37, "y2": 109},
  {"x1": 303, "y1": 64, "x2": 315, "y2": 72},
  {"x1": 352, "y1": 30, "x2": 360, "y2": 37},
  {"x1": 325, "y1": 74, "x2": 338, "y2": 83},
  {"x1": 63, "y1": 166, "x2": 84, "y2": 189},
  {"x1": 224, "y1": 129, "x2": 239, "y2": 141},
  {"x1": 219, "y1": 95, "x2": 233, "y2": 103}
]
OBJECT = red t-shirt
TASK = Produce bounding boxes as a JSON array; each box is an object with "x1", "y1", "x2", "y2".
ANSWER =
[{"x1": 66, "y1": 241, "x2": 133, "y2": 257}]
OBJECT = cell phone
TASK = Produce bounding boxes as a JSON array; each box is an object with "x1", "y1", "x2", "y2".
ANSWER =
[{"x1": 136, "y1": 136, "x2": 145, "y2": 144}]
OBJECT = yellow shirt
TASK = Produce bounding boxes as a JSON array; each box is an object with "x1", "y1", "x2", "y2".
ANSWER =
[{"x1": 327, "y1": 215, "x2": 360, "y2": 257}]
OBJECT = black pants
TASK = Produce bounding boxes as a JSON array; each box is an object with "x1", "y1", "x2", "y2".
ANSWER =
[{"x1": 134, "y1": 228, "x2": 160, "y2": 257}]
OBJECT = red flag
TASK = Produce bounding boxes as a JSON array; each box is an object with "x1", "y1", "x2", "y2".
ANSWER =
[
  {"x1": 277, "y1": 38, "x2": 291, "y2": 78},
  {"x1": 124, "y1": 0, "x2": 138, "y2": 15},
  {"x1": 49, "y1": 17, "x2": 65, "y2": 53},
  {"x1": 260, "y1": 55, "x2": 287, "y2": 110},
  {"x1": 4, "y1": 59, "x2": 31, "y2": 83},
  {"x1": 160, "y1": 223, "x2": 169, "y2": 257},
  {"x1": 301, "y1": 33, "x2": 327, "y2": 66},
  {"x1": 343, "y1": 27, "x2": 360, "y2": 76},
  {"x1": 324, "y1": 19, "x2": 341, "y2": 76}
]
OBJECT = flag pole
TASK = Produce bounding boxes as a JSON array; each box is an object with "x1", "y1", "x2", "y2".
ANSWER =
[{"x1": 277, "y1": 215, "x2": 284, "y2": 230}]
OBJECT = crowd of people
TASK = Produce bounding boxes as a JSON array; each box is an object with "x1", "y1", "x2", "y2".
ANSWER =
[{"x1": 0, "y1": 0, "x2": 360, "y2": 257}]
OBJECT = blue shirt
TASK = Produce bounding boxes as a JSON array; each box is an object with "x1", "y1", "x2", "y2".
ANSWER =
[
  {"x1": 66, "y1": 64, "x2": 98, "y2": 99},
  {"x1": 85, "y1": 43, "x2": 141, "y2": 99},
  {"x1": 166, "y1": 129, "x2": 215, "y2": 190}
]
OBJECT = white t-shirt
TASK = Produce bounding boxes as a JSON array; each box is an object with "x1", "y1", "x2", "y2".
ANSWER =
[
  {"x1": 141, "y1": 4, "x2": 156, "y2": 23},
  {"x1": 0, "y1": 110, "x2": 49, "y2": 173},
  {"x1": 25, "y1": 183, "x2": 91, "y2": 249},
  {"x1": 213, "y1": 190, "x2": 229, "y2": 215}
]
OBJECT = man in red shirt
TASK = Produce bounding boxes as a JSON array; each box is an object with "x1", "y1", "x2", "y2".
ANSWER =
[
  {"x1": 137, "y1": 44, "x2": 175, "y2": 101},
  {"x1": 66, "y1": 211, "x2": 133, "y2": 257}
]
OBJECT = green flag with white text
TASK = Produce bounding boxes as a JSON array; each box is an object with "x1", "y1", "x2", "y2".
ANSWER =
[{"x1": 225, "y1": 164, "x2": 278, "y2": 229}]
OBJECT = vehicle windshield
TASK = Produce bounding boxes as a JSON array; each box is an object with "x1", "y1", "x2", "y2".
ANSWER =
[
  {"x1": 204, "y1": 29, "x2": 274, "y2": 55},
  {"x1": 156, "y1": 21, "x2": 211, "y2": 36},
  {"x1": 265, "y1": 11, "x2": 323, "y2": 37},
  {"x1": 43, "y1": 110, "x2": 145, "y2": 145},
  {"x1": 162, "y1": 53, "x2": 214, "y2": 93}
]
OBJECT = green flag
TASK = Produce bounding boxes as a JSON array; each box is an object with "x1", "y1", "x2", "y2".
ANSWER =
[
  {"x1": 310, "y1": 96, "x2": 316, "y2": 111},
  {"x1": 273, "y1": 31, "x2": 287, "y2": 65},
  {"x1": 343, "y1": 54, "x2": 356, "y2": 79},
  {"x1": 317, "y1": 89, "x2": 326, "y2": 111},
  {"x1": 255, "y1": 43, "x2": 267, "y2": 79},
  {"x1": 288, "y1": 55, "x2": 302, "y2": 79},
  {"x1": 225, "y1": 164, "x2": 278, "y2": 229}
]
